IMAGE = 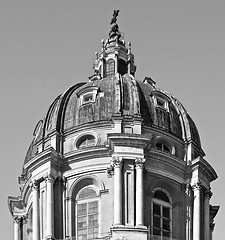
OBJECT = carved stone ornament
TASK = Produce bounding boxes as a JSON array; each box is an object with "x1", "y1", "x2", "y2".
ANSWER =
[
  {"x1": 192, "y1": 181, "x2": 202, "y2": 191},
  {"x1": 205, "y1": 190, "x2": 213, "y2": 199},
  {"x1": 13, "y1": 216, "x2": 22, "y2": 224},
  {"x1": 135, "y1": 158, "x2": 146, "y2": 169},
  {"x1": 29, "y1": 179, "x2": 39, "y2": 190},
  {"x1": 106, "y1": 164, "x2": 114, "y2": 178},
  {"x1": 44, "y1": 173, "x2": 55, "y2": 184},
  {"x1": 112, "y1": 157, "x2": 123, "y2": 168}
]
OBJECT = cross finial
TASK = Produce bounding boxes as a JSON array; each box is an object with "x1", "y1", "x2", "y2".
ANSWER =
[{"x1": 110, "y1": 10, "x2": 119, "y2": 25}]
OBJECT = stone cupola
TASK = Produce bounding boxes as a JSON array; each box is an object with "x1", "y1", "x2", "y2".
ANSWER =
[{"x1": 91, "y1": 10, "x2": 136, "y2": 81}]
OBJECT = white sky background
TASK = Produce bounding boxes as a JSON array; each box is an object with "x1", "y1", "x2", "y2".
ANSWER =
[{"x1": 0, "y1": 1, "x2": 224, "y2": 239}]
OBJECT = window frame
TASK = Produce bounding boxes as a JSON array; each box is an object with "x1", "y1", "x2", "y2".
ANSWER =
[
  {"x1": 151, "y1": 189, "x2": 172, "y2": 239},
  {"x1": 75, "y1": 186, "x2": 100, "y2": 240},
  {"x1": 76, "y1": 134, "x2": 96, "y2": 150},
  {"x1": 105, "y1": 58, "x2": 115, "y2": 77}
]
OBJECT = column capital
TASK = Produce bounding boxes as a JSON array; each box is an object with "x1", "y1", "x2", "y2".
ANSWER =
[
  {"x1": 192, "y1": 181, "x2": 203, "y2": 191},
  {"x1": 135, "y1": 158, "x2": 145, "y2": 169},
  {"x1": 210, "y1": 222, "x2": 215, "y2": 232},
  {"x1": 13, "y1": 216, "x2": 22, "y2": 224},
  {"x1": 45, "y1": 173, "x2": 56, "y2": 184},
  {"x1": 112, "y1": 157, "x2": 123, "y2": 168},
  {"x1": 204, "y1": 190, "x2": 213, "y2": 199},
  {"x1": 30, "y1": 179, "x2": 39, "y2": 190}
]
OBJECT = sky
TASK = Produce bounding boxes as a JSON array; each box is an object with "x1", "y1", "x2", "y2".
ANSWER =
[{"x1": 0, "y1": 0, "x2": 224, "y2": 239}]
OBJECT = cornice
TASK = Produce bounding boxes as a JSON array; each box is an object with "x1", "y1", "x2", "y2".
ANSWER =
[
  {"x1": 191, "y1": 157, "x2": 218, "y2": 182},
  {"x1": 64, "y1": 121, "x2": 113, "y2": 137},
  {"x1": 108, "y1": 133, "x2": 151, "y2": 150},
  {"x1": 63, "y1": 146, "x2": 110, "y2": 163},
  {"x1": 147, "y1": 150, "x2": 186, "y2": 171},
  {"x1": 23, "y1": 147, "x2": 62, "y2": 173}
]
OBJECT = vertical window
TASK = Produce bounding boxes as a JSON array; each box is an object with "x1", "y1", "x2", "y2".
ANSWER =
[
  {"x1": 118, "y1": 59, "x2": 127, "y2": 76},
  {"x1": 152, "y1": 190, "x2": 172, "y2": 238},
  {"x1": 105, "y1": 59, "x2": 115, "y2": 77},
  {"x1": 76, "y1": 187, "x2": 99, "y2": 240}
]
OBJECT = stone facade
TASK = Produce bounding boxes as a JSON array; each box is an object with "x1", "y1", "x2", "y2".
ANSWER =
[{"x1": 8, "y1": 11, "x2": 219, "y2": 240}]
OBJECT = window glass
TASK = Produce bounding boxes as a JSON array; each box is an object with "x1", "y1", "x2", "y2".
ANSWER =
[
  {"x1": 83, "y1": 93, "x2": 93, "y2": 103},
  {"x1": 156, "y1": 142, "x2": 171, "y2": 153},
  {"x1": 152, "y1": 190, "x2": 172, "y2": 238},
  {"x1": 118, "y1": 59, "x2": 127, "y2": 76},
  {"x1": 105, "y1": 59, "x2": 115, "y2": 77},
  {"x1": 77, "y1": 135, "x2": 95, "y2": 149},
  {"x1": 76, "y1": 187, "x2": 99, "y2": 240},
  {"x1": 154, "y1": 190, "x2": 170, "y2": 203}
]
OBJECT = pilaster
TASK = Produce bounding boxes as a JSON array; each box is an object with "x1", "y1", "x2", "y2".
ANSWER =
[
  {"x1": 112, "y1": 157, "x2": 123, "y2": 226},
  {"x1": 135, "y1": 158, "x2": 145, "y2": 226}
]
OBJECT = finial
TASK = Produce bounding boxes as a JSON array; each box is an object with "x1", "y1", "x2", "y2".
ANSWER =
[
  {"x1": 110, "y1": 10, "x2": 120, "y2": 25},
  {"x1": 109, "y1": 10, "x2": 121, "y2": 40}
]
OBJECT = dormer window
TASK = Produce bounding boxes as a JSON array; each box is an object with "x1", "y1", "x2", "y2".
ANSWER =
[
  {"x1": 83, "y1": 93, "x2": 94, "y2": 103},
  {"x1": 105, "y1": 59, "x2": 115, "y2": 77},
  {"x1": 156, "y1": 97, "x2": 168, "y2": 110},
  {"x1": 76, "y1": 86, "x2": 99, "y2": 107}
]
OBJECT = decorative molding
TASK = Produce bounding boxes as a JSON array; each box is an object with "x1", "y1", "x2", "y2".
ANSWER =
[{"x1": 183, "y1": 182, "x2": 191, "y2": 195}]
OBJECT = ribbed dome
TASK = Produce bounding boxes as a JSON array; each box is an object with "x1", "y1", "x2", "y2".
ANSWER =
[
  {"x1": 24, "y1": 73, "x2": 201, "y2": 165},
  {"x1": 24, "y1": 12, "x2": 202, "y2": 165}
]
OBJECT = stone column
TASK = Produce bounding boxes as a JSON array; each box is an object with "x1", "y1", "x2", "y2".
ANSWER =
[
  {"x1": 45, "y1": 174, "x2": 55, "y2": 240},
  {"x1": 113, "y1": 157, "x2": 123, "y2": 225},
  {"x1": 210, "y1": 223, "x2": 215, "y2": 240},
  {"x1": 192, "y1": 182, "x2": 202, "y2": 240},
  {"x1": 185, "y1": 182, "x2": 192, "y2": 240},
  {"x1": 31, "y1": 180, "x2": 40, "y2": 240},
  {"x1": 135, "y1": 158, "x2": 145, "y2": 226},
  {"x1": 13, "y1": 216, "x2": 21, "y2": 240},
  {"x1": 204, "y1": 190, "x2": 212, "y2": 240}
]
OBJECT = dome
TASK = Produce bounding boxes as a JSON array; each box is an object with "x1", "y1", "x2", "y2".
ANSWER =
[
  {"x1": 24, "y1": 13, "x2": 202, "y2": 166},
  {"x1": 24, "y1": 73, "x2": 202, "y2": 165}
]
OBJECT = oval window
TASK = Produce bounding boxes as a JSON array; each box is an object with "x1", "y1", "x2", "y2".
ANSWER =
[{"x1": 77, "y1": 135, "x2": 96, "y2": 149}]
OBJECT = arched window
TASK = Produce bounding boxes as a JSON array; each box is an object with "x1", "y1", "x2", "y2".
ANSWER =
[
  {"x1": 76, "y1": 187, "x2": 99, "y2": 240},
  {"x1": 105, "y1": 59, "x2": 115, "y2": 77},
  {"x1": 152, "y1": 190, "x2": 172, "y2": 238},
  {"x1": 156, "y1": 142, "x2": 171, "y2": 153}
]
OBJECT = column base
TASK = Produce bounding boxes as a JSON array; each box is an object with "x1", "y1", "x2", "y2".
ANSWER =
[
  {"x1": 45, "y1": 235, "x2": 55, "y2": 240},
  {"x1": 111, "y1": 225, "x2": 148, "y2": 240}
]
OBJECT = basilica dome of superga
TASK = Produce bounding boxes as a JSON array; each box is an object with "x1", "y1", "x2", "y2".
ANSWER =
[{"x1": 8, "y1": 11, "x2": 219, "y2": 240}]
